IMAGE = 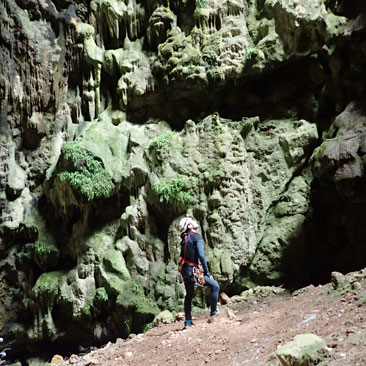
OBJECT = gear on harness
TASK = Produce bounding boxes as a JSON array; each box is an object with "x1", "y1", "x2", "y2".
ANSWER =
[
  {"x1": 179, "y1": 232, "x2": 206, "y2": 286},
  {"x1": 193, "y1": 264, "x2": 205, "y2": 286}
]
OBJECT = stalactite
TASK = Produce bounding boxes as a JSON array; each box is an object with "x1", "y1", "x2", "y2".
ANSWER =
[
  {"x1": 87, "y1": 71, "x2": 96, "y2": 120},
  {"x1": 70, "y1": 85, "x2": 83, "y2": 124},
  {"x1": 95, "y1": 63, "x2": 101, "y2": 117},
  {"x1": 194, "y1": 0, "x2": 246, "y2": 33},
  {"x1": 226, "y1": 0, "x2": 244, "y2": 17},
  {"x1": 98, "y1": 0, "x2": 147, "y2": 45}
]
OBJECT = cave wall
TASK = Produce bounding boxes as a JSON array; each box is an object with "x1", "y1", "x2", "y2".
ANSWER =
[{"x1": 1, "y1": 0, "x2": 366, "y2": 357}]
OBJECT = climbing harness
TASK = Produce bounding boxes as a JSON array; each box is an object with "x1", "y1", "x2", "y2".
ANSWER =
[{"x1": 179, "y1": 233, "x2": 205, "y2": 285}]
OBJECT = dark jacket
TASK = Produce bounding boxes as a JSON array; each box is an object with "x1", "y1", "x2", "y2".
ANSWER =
[{"x1": 180, "y1": 231, "x2": 210, "y2": 279}]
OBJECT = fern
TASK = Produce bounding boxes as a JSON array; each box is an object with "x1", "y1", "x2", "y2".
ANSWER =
[
  {"x1": 196, "y1": 0, "x2": 207, "y2": 8},
  {"x1": 245, "y1": 47, "x2": 258, "y2": 59},
  {"x1": 150, "y1": 131, "x2": 178, "y2": 151},
  {"x1": 153, "y1": 176, "x2": 193, "y2": 205},
  {"x1": 58, "y1": 142, "x2": 114, "y2": 201},
  {"x1": 34, "y1": 241, "x2": 53, "y2": 255},
  {"x1": 96, "y1": 287, "x2": 109, "y2": 302}
]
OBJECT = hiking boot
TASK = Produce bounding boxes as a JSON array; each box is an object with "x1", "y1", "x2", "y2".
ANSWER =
[
  {"x1": 210, "y1": 309, "x2": 219, "y2": 316},
  {"x1": 184, "y1": 320, "x2": 195, "y2": 329}
]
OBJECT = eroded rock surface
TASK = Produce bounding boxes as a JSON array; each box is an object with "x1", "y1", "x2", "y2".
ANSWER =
[{"x1": 1, "y1": 0, "x2": 366, "y2": 358}]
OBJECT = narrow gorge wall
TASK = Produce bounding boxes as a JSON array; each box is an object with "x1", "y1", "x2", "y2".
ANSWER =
[{"x1": 1, "y1": 0, "x2": 366, "y2": 358}]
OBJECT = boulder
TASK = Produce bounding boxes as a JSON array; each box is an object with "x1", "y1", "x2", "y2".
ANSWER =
[
  {"x1": 276, "y1": 334, "x2": 328, "y2": 366},
  {"x1": 153, "y1": 310, "x2": 175, "y2": 325}
]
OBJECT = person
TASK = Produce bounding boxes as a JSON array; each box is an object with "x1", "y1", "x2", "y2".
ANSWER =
[{"x1": 179, "y1": 217, "x2": 220, "y2": 329}]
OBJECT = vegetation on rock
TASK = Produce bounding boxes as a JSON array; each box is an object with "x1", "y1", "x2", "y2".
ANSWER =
[
  {"x1": 150, "y1": 131, "x2": 178, "y2": 151},
  {"x1": 58, "y1": 142, "x2": 114, "y2": 201},
  {"x1": 153, "y1": 176, "x2": 193, "y2": 205},
  {"x1": 95, "y1": 287, "x2": 109, "y2": 303},
  {"x1": 1, "y1": 0, "x2": 366, "y2": 360}
]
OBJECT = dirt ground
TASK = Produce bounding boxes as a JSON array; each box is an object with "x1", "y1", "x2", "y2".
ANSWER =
[{"x1": 62, "y1": 269, "x2": 366, "y2": 366}]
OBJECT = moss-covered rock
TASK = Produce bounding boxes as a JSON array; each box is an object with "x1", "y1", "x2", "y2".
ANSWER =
[
  {"x1": 56, "y1": 141, "x2": 114, "y2": 201},
  {"x1": 153, "y1": 309, "x2": 175, "y2": 325},
  {"x1": 115, "y1": 281, "x2": 159, "y2": 335},
  {"x1": 264, "y1": 0, "x2": 346, "y2": 53},
  {"x1": 275, "y1": 334, "x2": 329, "y2": 366},
  {"x1": 32, "y1": 271, "x2": 62, "y2": 303},
  {"x1": 2, "y1": 0, "x2": 365, "y2": 357},
  {"x1": 311, "y1": 101, "x2": 366, "y2": 182},
  {"x1": 103, "y1": 249, "x2": 130, "y2": 280},
  {"x1": 26, "y1": 241, "x2": 60, "y2": 271},
  {"x1": 330, "y1": 269, "x2": 366, "y2": 295},
  {"x1": 248, "y1": 168, "x2": 314, "y2": 284},
  {"x1": 3, "y1": 106, "x2": 320, "y2": 351}
]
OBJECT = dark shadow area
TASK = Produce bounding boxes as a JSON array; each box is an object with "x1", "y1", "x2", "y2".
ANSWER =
[
  {"x1": 5, "y1": 339, "x2": 95, "y2": 365},
  {"x1": 0, "y1": 224, "x2": 38, "y2": 252},
  {"x1": 125, "y1": 27, "x2": 366, "y2": 136},
  {"x1": 100, "y1": 68, "x2": 121, "y2": 112},
  {"x1": 88, "y1": 189, "x2": 130, "y2": 231},
  {"x1": 145, "y1": 200, "x2": 177, "y2": 262},
  {"x1": 125, "y1": 56, "x2": 339, "y2": 130},
  {"x1": 281, "y1": 177, "x2": 366, "y2": 290},
  {"x1": 170, "y1": 0, "x2": 196, "y2": 34},
  {"x1": 336, "y1": 0, "x2": 366, "y2": 17}
]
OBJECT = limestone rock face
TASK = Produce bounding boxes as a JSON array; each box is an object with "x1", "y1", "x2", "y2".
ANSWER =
[
  {"x1": 307, "y1": 101, "x2": 366, "y2": 280},
  {"x1": 1, "y1": 0, "x2": 366, "y2": 357},
  {"x1": 312, "y1": 101, "x2": 366, "y2": 182}
]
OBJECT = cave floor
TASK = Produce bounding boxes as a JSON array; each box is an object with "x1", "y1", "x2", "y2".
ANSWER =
[{"x1": 62, "y1": 272, "x2": 366, "y2": 366}]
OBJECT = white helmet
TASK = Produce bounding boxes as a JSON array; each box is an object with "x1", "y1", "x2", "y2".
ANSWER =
[{"x1": 179, "y1": 217, "x2": 199, "y2": 232}]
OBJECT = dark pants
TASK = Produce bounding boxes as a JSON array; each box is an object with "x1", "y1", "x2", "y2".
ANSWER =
[{"x1": 183, "y1": 275, "x2": 220, "y2": 321}]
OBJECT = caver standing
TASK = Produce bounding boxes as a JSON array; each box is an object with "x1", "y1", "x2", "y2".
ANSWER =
[{"x1": 179, "y1": 217, "x2": 220, "y2": 328}]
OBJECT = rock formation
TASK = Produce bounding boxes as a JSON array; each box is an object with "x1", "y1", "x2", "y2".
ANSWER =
[{"x1": 1, "y1": 0, "x2": 366, "y2": 358}]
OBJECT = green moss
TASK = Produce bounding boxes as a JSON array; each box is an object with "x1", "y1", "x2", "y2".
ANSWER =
[
  {"x1": 202, "y1": 163, "x2": 226, "y2": 188},
  {"x1": 245, "y1": 46, "x2": 258, "y2": 59},
  {"x1": 33, "y1": 272, "x2": 62, "y2": 298},
  {"x1": 132, "y1": 280, "x2": 143, "y2": 295},
  {"x1": 202, "y1": 50, "x2": 219, "y2": 66},
  {"x1": 26, "y1": 240, "x2": 58, "y2": 257},
  {"x1": 150, "y1": 131, "x2": 178, "y2": 151},
  {"x1": 82, "y1": 304, "x2": 92, "y2": 317},
  {"x1": 153, "y1": 176, "x2": 193, "y2": 205},
  {"x1": 276, "y1": 334, "x2": 328, "y2": 366},
  {"x1": 221, "y1": 251, "x2": 234, "y2": 277},
  {"x1": 95, "y1": 287, "x2": 109, "y2": 302},
  {"x1": 25, "y1": 240, "x2": 60, "y2": 271},
  {"x1": 123, "y1": 319, "x2": 131, "y2": 334},
  {"x1": 34, "y1": 241, "x2": 54, "y2": 255},
  {"x1": 58, "y1": 142, "x2": 114, "y2": 200},
  {"x1": 116, "y1": 281, "x2": 159, "y2": 316},
  {"x1": 196, "y1": 0, "x2": 207, "y2": 8},
  {"x1": 115, "y1": 281, "x2": 159, "y2": 336},
  {"x1": 143, "y1": 322, "x2": 154, "y2": 332},
  {"x1": 103, "y1": 249, "x2": 130, "y2": 280}
]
